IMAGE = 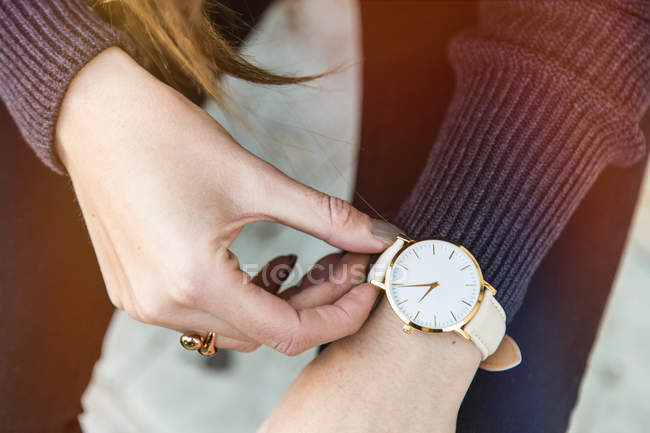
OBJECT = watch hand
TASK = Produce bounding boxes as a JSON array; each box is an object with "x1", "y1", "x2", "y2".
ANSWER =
[
  {"x1": 400, "y1": 283, "x2": 435, "y2": 288},
  {"x1": 417, "y1": 282, "x2": 440, "y2": 303}
]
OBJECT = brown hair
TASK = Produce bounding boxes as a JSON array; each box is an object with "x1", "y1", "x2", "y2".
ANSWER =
[{"x1": 87, "y1": 0, "x2": 316, "y2": 107}]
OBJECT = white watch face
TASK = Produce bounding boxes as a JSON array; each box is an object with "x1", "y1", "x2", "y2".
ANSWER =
[{"x1": 386, "y1": 239, "x2": 482, "y2": 330}]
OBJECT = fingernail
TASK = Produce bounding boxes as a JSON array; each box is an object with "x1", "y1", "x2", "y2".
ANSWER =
[
  {"x1": 287, "y1": 254, "x2": 298, "y2": 269},
  {"x1": 278, "y1": 255, "x2": 298, "y2": 282},
  {"x1": 277, "y1": 269, "x2": 289, "y2": 281},
  {"x1": 370, "y1": 218, "x2": 404, "y2": 246}
]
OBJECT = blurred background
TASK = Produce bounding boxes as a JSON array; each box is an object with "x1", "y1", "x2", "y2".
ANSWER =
[
  {"x1": 1, "y1": 0, "x2": 648, "y2": 432},
  {"x1": 567, "y1": 163, "x2": 650, "y2": 433}
]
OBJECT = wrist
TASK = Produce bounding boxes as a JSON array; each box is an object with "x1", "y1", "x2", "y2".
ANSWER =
[
  {"x1": 362, "y1": 295, "x2": 481, "y2": 381},
  {"x1": 262, "y1": 295, "x2": 480, "y2": 433},
  {"x1": 332, "y1": 294, "x2": 480, "y2": 412},
  {"x1": 54, "y1": 47, "x2": 151, "y2": 172}
]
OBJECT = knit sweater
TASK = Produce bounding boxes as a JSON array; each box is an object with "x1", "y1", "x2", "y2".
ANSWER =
[
  {"x1": 393, "y1": 0, "x2": 650, "y2": 319},
  {"x1": 0, "y1": 0, "x2": 132, "y2": 173},
  {"x1": 1, "y1": 0, "x2": 649, "y2": 321}
]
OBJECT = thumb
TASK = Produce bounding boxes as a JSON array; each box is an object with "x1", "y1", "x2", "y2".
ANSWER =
[{"x1": 261, "y1": 171, "x2": 401, "y2": 253}]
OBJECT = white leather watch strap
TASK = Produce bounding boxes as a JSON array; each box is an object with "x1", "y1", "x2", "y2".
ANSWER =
[
  {"x1": 367, "y1": 238, "x2": 405, "y2": 284},
  {"x1": 464, "y1": 290, "x2": 506, "y2": 360}
]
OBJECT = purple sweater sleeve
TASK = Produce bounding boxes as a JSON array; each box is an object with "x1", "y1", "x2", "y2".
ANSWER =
[
  {"x1": 0, "y1": 0, "x2": 132, "y2": 173},
  {"x1": 395, "y1": 0, "x2": 650, "y2": 321}
]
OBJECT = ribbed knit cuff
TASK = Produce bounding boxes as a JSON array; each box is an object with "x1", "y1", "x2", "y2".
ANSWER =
[
  {"x1": 0, "y1": 0, "x2": 134, "y2": 174},
  {"x1": 395, "y1": 0, "x2": 649, "y2": 322}
]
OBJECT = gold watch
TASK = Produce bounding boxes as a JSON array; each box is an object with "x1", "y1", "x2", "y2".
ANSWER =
[{"x1": 367, "y1": 234, "x2": 507, "y2": 360}]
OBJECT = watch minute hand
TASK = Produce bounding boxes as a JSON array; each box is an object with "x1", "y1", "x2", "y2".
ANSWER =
[{"x1": 417, "y1": 282, "x2": 440, "y2": 303}]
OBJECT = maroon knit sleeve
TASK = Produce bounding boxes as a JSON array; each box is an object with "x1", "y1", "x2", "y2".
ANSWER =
[
  {"x1": 395, "y1": 0, "x2": 650, "y2": 321},
  {"x1": 0, "y1": 0, "x2": 133, "y2": 173}
]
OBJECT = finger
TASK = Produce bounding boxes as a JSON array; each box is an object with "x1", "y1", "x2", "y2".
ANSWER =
[
  {"x1": 167, "y1": 250, "x2": 291, "y2": 343},
  {"x1": 213, "y1": 335, "x2": 260, "y2": 353},
  {"x1": 137, "y1": 254, "x2": 296, "y2": 345},
  {"x1": 291, "y1": 282, "x2": 380, "y2": 348},
  {"x1": 175, "y1": 254, "x2": 297, "y2": 351},
  {"x1": 252, "y1": 254, "x2": 297, "y2": 294},
  {"x1": 282, "y1": 253, "x2": 369, "y2": 310},
  {"x1": 171, "y1": 308, "x2": 255, "y2": 342},
  {"x1": 278, "y1": 253, "x2": 341, "y2": 300},
  {"x1": 296, "y1": 253, "x2": 342, "y2": 290},
  {"x1": 222, "y1": 269, "x2": 379, "y2": 356},
  {"x1": 177, "y1": 331, "x2": 259, "y2": 353},
  {"x1": 257, "y1": 169, "x2": 400, "y2": 253}
]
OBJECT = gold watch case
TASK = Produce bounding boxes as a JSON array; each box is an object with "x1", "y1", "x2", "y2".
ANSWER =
[{"x1": 371, "y1": 235, "x2": 497, "y2": 340}]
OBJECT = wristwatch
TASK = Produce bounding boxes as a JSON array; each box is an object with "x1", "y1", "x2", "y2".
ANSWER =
[{"x1": 367, "y1": 234, "x2": 506, "y2": 361}]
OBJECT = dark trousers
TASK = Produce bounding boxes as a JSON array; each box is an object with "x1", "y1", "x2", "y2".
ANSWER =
[
  {"x1": 354, "y1": 2, "x2": 649, "y2": 432},
  {"x1": 0, "y1": 2, "x2": 647, "y2": 432}
]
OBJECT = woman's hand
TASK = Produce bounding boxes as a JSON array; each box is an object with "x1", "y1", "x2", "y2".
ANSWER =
[{"x1": 55, "y1": 47, "x2": 397, "y2": 355}]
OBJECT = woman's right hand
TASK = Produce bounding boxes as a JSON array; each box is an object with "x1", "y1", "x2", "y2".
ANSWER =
[{"x1": 55, "y1": 47, "x2": 398, "y2": 355}]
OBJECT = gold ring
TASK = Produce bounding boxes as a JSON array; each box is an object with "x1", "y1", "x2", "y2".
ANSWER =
[{"x1": 180, "y1": 331, "x2": 218, "y2": 357}]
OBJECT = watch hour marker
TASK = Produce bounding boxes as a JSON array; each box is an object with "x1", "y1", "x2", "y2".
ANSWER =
[
  {"x1": 413, "y1": 311, "x2": 420, "y2": 321},
  {"x1": 465, "y1": 283, "x2": 476, "y2": 286},
  {"x1": 397, "y1": 299, "x2": 408, "y2": 306},
  {"x1": 413, "y1": 249, "x2": 420, "y2": 259},
  {"x1": 460, "y1": 265, "x2": 470, "y2": 271},
  {"x1": 398, "y1": 263, "x2": 408, "y2": 270},
  {"x1": 450, "y1": 310, "x2": 457, "y2": 321},
  {"x1": 462, "y1": 300, "x2": 472, "y2": 307},
  {"x1": 432, "y1": 243, "x2": 436, "y2": 255},
  {"x1": 433, "y1": 314, "x2": 437, "y2": 328},
  {"x1": 449, "y1": 250, "x2": 455, "y2": 260}
]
